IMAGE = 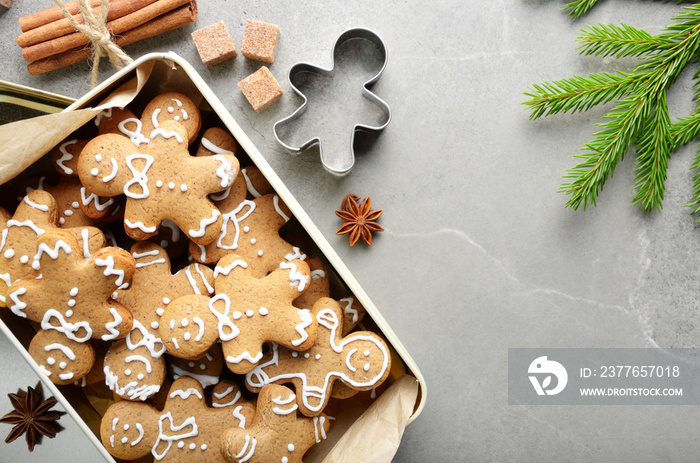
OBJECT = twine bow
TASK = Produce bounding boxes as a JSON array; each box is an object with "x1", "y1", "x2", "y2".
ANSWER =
[{"x1": 53, "y1": 0, "x2": 134, "y2": 87}]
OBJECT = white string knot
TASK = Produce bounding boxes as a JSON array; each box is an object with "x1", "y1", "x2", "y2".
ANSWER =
[{"x1": 53, "y1": 0, "x2": 134, "y2": 87}]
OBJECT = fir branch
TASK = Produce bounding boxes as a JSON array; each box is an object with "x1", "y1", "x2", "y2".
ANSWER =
[
  {"x1": 670, "y1": 111, "x2": 700, "y2": 151},
  {"x1": 577, "y1": 23, "x2": 675, "y2": 58},
  {"x1": 560, "y1": 94, "x2": 651, "y2": 210},
  {"x1": 632, "y1": 92, "x2": 671, "y2": 212},
  {"x1": 524, "y1": 71, "x2": 637, "y2": 119},
  {"x1": 563, "y1": 0, "x2": 603, "y2": 20},
  {"x1": 526, "y1": 5, "x2": 700, "y2": 212},
  {"x1": 687, "y1": 147, "x2": 700, "y2": 217}
]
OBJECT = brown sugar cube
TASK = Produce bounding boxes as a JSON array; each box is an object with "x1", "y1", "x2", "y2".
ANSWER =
[
  {"x1": 191, "y1": 21, "x2": 237, "y2": 66},
  {"x1": 241, "y1": 19, "x2": 280, "y2": 64},
  {"x1": 237, "y1": 66, "x2": 284, "y2": 113}
]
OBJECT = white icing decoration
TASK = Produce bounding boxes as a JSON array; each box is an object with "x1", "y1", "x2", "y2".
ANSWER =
[
  {"x1": 41, "y1": 309, "x2": 92, "y2": 342},
  {"x1": 236, "y1": 435, "x2": 257, "y2": 463},
  {"x1": 285, "y1": 247, "x2": 306, "y2": 261},
  {"x1": 131, "y1": 423, "x2": 145, "y2": 446},
  {"x1": 80, "y1": 187, "x2": 114, "y2": 211},
  {"x1": 95, "y1": 255, "x2": 126, "y2": 286},
  {"x1": 213, "y1": 259, "x2": 248, "y2": 278},
  {"x1": 232, "y1": 405, "x2": 246, "y2": 428},
  {"x1": 313, "y1": 416, "x2": 327, "y2": 443},
  {"x1": 70, "y1": 287, "x2": 79, "y2": 296},
  {"x1": 340, "y1": 297, "x2": 359, "y2": 323},
  {"x1": 8, "y1": 287, "x2": 27, "y2": 317},
  {"x1": 23, "y1": 196, "x2": 50, "y2": 212},
  {"x1": 102, "y1": 158, "x2": 119, "y2": 183},
  {"x1": 272, "y1": 393, "x2": 298, "y2": 415},
  {"x1": 201, "y1": 137, "x2": 233, "y2": 155},
  {"x1": 216, "y1": 200, "x2": 256, "y2": 251},
  {"x1": 259, "y1": 307, "x2": 268, "y2": 316},
  {"x1": 188, "y1": 209, "x2": 220, "y2": 238},
  {"x1": 208, "y1": 294, "x2": 240, "y2": 341},
  {"x1": 136, "y1": 258, "x2": 166, "y2": 268},
  {"x1": 56, "y1": 140, "x2": 77, "y2": 175},
  {"x1": 240, "y1": 169, "x2": 262, "y2": 198},
  {"x1": 59, "y1": 372, "x2": 74, "y2": 380},
  {"x1": 169, "y1": 388, "x2": 203, "y2": 400},
  {"x1": 119, "y1": 118, "x2": 150, "y2": 146},
  {"x1": 169, "y1": 364, "x2": 220, "y2": 388},
  {"x1": 195, "y1": 264, "x2": 214, "y2": 294},
  {"x1": 45, "y1": 343, "x2": 76, "y2": 360},
  {"x1": 36, "y1": 240, "x2": 71, "y2": 260},
  {"x1": 102, "y1": 307, "x2": 123, "y2": 341},
  {"x1": 81, "y1": 229, "x2": 91, "y2": 259},
  {"x1": 95, "y1": 108, "x2": 113, "y2": 126},
  {"x1": 192, "y1": 317, "x2": 205, "y2": 342},
  {"x1": 346, "y1": 348, "x2": 358, "y2": 372},
  {"x1": 291, "y1": 309, "x2": 313, "y2": 347},
  {"x1": 161, "y1": 220, "x2": 181, "y2": 243},
  {"x1": 127, "y1": 320, "x2": 166, "y2": 358},
  {"x1": 280, "y1": 261, "x2": 309, "y2": 292},
  {"x1": 152, "y1": 108, "x2": 161, "y2": 128},
  {"x1": 152, "y1": 413, "x2": 198, "y2": 461},
  {"x1": 150, "y1": 128, "x2": 184, "y2": 143},
  {"x1": 311, "y1": 269, "x2": 326, "y2": 280},
  {"x1": 125, "y1": 354, "x2": 153, "y2": 373},
  {"x1": 104, "y1": 364, "x2": 160, "y2": 401},
  {"x1": 124, "y1": 154, "x2": 154, "y2": 199},
  {"x1": 212, "y1": 154, "x2": 235, "y2": 188},
  {"x1": 168, "y1": 182, "x2": 175, "y2": 190},
  {"x1": 273, "y1": 195, "x2": 290, "y2": 222},
  {"x1": 91, "y1": 168, "x2": 99, "y2": 176},
  {"x1": 124, "y1": 219, "x2": 157, "y2": 233},
  {"x1": 288, "y1": 443, "x2": 295, "y2": 452},
  {"x1": 226, "y1": 351, "x2": 263, "y2": 365}
]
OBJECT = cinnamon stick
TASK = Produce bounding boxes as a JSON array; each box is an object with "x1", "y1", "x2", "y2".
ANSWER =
[
  {"x1": 22, "y1": 0, "x2": 191, "y2": 63},
  {"x1": 19, "y1": 0, "x2": 102, "y2": 32},
  {"x1": 27, "y1": 2, "x2": 197, "y2": 76},
  {"x1": 17, "y1": 0, "x2": 159, "y2": 48}
]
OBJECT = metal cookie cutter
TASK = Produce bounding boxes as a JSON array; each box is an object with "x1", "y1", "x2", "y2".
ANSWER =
[{"x1": 273, "y1": 28, "x2": 391, "y2": 175}]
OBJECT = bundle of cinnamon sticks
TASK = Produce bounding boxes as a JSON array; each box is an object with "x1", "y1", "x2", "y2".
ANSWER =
[{"x1": 18, "y1": 0, "x2": 198, "y2": 75}]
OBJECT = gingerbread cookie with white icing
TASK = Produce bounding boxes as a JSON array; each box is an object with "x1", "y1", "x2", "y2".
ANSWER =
[
  {"x1": 220, "y1": 384, "x2": 331, "y2": 463},
  {"x1": 103, "y1": 242, "x2": 214, "y2": 401},
  {"x1": 140, "y1": 92, "x2": 202, "y2": 145},
  {"x1": 7, "y1": 229, "x2": 134, "y2": 384},
  {"x1": 78, "y1": 120, "x2": 239, "y2": 245},
  {"x1": 100, "y1": 376, "x2": 253, "y2": 462},
  {"x1": 245, "y1": 297, "x2": 391, "y2": 416},
  {"x1": 0, "y1": 190, "x2": 106, "y2": 307},
  {"x1": 159, "y1": 254, "x2": 316, "y2": 374},
  {"x1": 188, "y1": 175, "x2": 300, "y2": 278},
  {"x1": 28, "y1": 329, "x2": 96, "y2": 386}
]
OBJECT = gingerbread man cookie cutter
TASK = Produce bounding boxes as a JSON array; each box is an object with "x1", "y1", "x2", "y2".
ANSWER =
[{"x1": 273, "y1": 28, "x2": 391, "y2": 176}]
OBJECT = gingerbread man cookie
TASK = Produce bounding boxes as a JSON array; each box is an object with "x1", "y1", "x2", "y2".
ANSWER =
[
  {"x1": 104, "y1": 242, "x2": 215, "y2": 401},
  {"x1": 246, "y1": 297, "x2": 391, "y2": 416},
  {"x1": 0, "y1": 190, "x2": 106, "y2": 307},
  {"x1": 189, "y1": 176, "x2": 299, "y2": 278},
  {"x1": 78, "y1": 120, "x2": 239, "y2": 245},
  {"x1": 140, "y1": 92, "x2": 202, "y2": 145},
  {"x1": 159, "y1": 254, "x2": 316, "y2": 374},
  {"x1": 220, "y1": 384, "x2": 331, "y2": 463},
  {"x1": 100, "y1": 376, "x2": 254, "y2": 462}
]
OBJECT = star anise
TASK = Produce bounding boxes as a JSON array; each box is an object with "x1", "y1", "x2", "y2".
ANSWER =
[
  {"x1": 0, "y1": 383, "x2": 60, "y2": 451},
  {"x1": 335, "y1": 194, "x2": 384, "y2": 246}
]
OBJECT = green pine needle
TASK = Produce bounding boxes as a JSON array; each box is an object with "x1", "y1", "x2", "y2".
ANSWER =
[
  {"x1": 525, "y1": 5, "x2": 700, "y2": 215},
  {"x1": 563, "y1": 0, "x2": 603, "y2": 20}
]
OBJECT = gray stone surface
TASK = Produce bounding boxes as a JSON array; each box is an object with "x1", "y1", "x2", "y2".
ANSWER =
[{"x1": 1, "y1": 0, "x2": 700, "y2": 461}]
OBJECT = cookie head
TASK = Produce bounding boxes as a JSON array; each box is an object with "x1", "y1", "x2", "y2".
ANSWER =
[
  {"x1": 341, "y1": 335, "x2": 390, "y2": 386},
  {"x1": 101, "y1": 401, "x2": 159, "y2": 460},
  {"x1": 29, "y1": 330, "x2": 95, "y2": 385},
  {"x1": 141, "y1": 92, "x2": 201, "y2": 145}
]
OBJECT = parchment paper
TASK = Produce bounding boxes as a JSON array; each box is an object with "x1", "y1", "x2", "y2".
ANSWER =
[{"x1": 0, "y1": 55, "x2": 420, "y2": 462}]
